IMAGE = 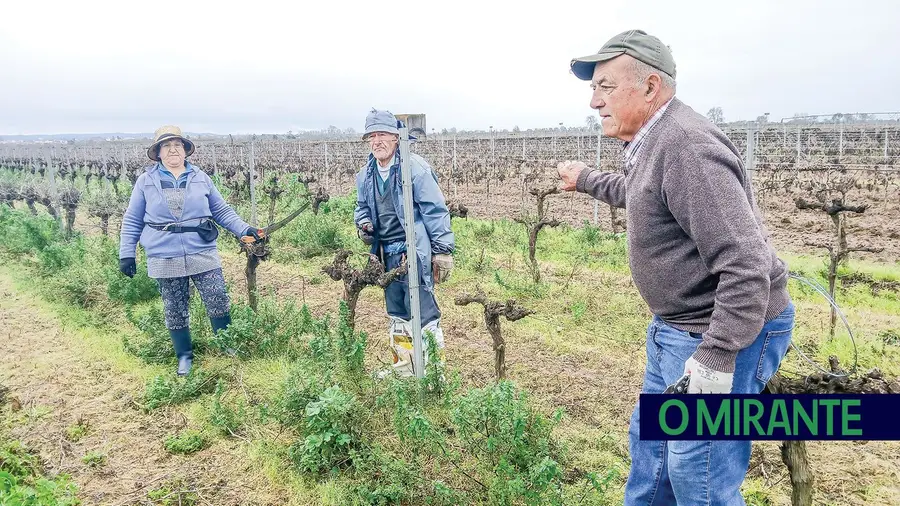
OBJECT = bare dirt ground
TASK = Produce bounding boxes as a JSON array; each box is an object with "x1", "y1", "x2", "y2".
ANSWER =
[{"x1": 0, "y1": 269, "x2": 289, "y2": 506}]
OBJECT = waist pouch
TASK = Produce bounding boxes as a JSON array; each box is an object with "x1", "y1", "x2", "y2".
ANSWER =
[{"x1": 147, "y1": 218, "x2": 219, "y2": 242}]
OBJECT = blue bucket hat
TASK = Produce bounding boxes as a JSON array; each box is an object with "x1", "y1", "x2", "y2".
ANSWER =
[{"x1": 363, "y1": 108, "x2": 415, "y2": 140}]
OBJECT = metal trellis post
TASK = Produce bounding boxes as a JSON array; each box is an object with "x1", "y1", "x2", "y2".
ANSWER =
[
  {"x1": 593, "y1": 129, "x2": 601, "y2": 225},
  {"x1": 48, "y1": 147, "x2": 58, "y2": 203},
  {"x1": 399, "y1": 125, "x2": 425, "y2": 379},
  {"x1": 249, "y1": 143, "x2": 257, "y2": 227},
  {"x1": 839, "y1": 117, "x2": 844, "y2": 161},
  {"x1": 746, "y1": 124, "x2": 756, "y2": 172},
  {"x1": 452, "y1": 134, "x2": 458, "y2": 200}
]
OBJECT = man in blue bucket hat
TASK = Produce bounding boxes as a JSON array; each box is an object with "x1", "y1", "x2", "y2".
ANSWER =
[{"x1": 354, "y1": 108, "x2": 455, "y2": 378}]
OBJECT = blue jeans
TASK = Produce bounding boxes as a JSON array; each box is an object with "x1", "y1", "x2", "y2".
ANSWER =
[{"x1": 624, "y1": 301, "x2": 795, "y2": 506}]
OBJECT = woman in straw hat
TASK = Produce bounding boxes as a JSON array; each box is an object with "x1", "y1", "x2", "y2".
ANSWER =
[{"x1": 118, "y1": 125, "x2": 262, "y2": 376}]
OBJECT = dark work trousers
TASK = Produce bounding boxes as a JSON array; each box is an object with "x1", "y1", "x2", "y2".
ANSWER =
[
  {"x1": 156, "y1": 268, "x2": 231, "y2": 331},
  {"x1": 384, "y1": 250, "x2": 441, "y2": 327},
  {"x1": 155, "y1": 268, "x2": 233, "y2": 361}
]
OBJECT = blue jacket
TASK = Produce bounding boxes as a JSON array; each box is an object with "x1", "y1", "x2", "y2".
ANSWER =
[
  {"x1": 119, "y1": 161, "x2": 251, "y2": 259},
  {"x1": 354, "y1": 150, "x2": 454, "y2": 291}
]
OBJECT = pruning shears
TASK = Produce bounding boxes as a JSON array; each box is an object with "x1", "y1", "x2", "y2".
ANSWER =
[
  {"x1": 664, "y1": 373, "x2": 691, "y2": 394},
  {"x1": 239, "y1": 201, "x2": 311, "y2": 245}
]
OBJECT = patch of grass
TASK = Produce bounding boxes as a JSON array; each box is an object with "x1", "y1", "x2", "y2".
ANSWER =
[
  {"x1": 81, "y1": 451, "x2": 106, "y2": 468},
  {"x1": 1, "y1": 267, "x2": 168, "y2": 387},
  {"x1": 147, "y1": 477, "x2": 199, "y2": 505},
  {"x1": 206, "y1": 381, "x2": 247, "y2": 438},
  {"x1": 142, "y1": 368, "x2": 220, "y2": 411},
  {"x1": 879, "y1": 329, "x2": 900, "y2": 346},
  {"x1": 741, "y1": 478, "x2": 775, "y2": 505},
  {"x1": 277, "y1": 211, "x2": 350, "y2": 259},
  {"x1": 64, "y1": 419, "x2": 89, "y2": 443},
  {"x1": 210, "y1": 294, "x2": 320, "y2": 360},
  {"x1": 22, "y1": 405, "x2": 54, "y2": 423},
  {"x1": 164, "y1": 430, "x2": 209, "y2": 455},
  {"x1": 0, "y1": 436, "x2": 81, "y2": 505},
  {"x1": 777, "y1": 252, "x2": 900, "y2": 376},
  {"x1": 570, "y1": 300, "x2": 587, "y2": 323}
]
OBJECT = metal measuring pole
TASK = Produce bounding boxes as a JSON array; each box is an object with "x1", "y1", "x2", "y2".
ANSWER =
[{"x1": 398, "y1": 125, "x2": 425, "y2": 378}]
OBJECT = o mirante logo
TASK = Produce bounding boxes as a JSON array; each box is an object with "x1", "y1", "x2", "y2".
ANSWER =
[{"x1": 639, "y1": 394, "x2": 894, "y2": 441}]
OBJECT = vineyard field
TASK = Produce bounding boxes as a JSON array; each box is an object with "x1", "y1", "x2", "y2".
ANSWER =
[{"x1": 0, "y1": 122, "x2": 898, "y2": 505}]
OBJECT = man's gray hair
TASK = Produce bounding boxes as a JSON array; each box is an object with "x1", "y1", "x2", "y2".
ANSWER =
[{"x1": 630, "y1": 58, "x2": 676, "y2": 91}]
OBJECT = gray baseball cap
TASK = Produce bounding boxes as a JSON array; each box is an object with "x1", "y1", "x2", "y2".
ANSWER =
[{"x1": 570, "y1": 29, "x2": 676, "y2": 81}]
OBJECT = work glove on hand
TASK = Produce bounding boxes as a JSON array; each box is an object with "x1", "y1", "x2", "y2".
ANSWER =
[
  {"x1": 358, "y1": 222, "x2": 374, "y2": 246},
  {"x1": 432, "y1": 254, "x2": 453, "y2": 284},
  {"x1": 119, "y1": 257, "x2": 136, "y2": 278},
  {"x1": 683, "y1": 356, "x2": 734, "y2": 394}
]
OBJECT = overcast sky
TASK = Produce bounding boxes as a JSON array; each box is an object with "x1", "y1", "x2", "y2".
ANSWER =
[{"x1": 2, "y1": 0, "x2": 898, "y2": 135}]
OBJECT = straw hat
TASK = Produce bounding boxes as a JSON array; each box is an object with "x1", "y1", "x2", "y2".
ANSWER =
[{"x1": 147, "y1": 125, "x2": 196, "y2": 161}]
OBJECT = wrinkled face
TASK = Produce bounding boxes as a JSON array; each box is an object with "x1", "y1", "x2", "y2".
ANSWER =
[
  {"x1": 367, "y1": 131, "x2": 398, "y2": 164},
  {"x1": 158, "y1": 138, "x2": 186, "y2": 168},
  {"x1": 589, "y1": 55, "x2": 651, "y2": 142}
]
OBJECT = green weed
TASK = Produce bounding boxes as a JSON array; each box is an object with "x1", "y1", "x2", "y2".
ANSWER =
[
  {"x1": 164, "y1": 430, "x2": 208, "y2": 455},
  {"x1": 0, "y1": 436, "x2": 80, "y2": 505}
]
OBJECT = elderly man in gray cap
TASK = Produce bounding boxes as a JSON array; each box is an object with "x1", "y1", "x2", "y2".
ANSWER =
[
  {"x1": 354, "y1": 108, "x2": 455, "y2": 378},
  {"x1": 558, "y1": 30, "x2": 795, "y2": 504}
]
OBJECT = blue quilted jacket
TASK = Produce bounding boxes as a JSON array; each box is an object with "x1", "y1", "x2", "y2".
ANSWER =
[{"x1": 119, "y1": 162, "x2": 251, "y2": 259}]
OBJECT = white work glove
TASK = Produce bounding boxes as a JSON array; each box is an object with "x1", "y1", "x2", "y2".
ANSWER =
[{"x1": 683, "y1": 356, "x2": 734, "y2": 394}]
